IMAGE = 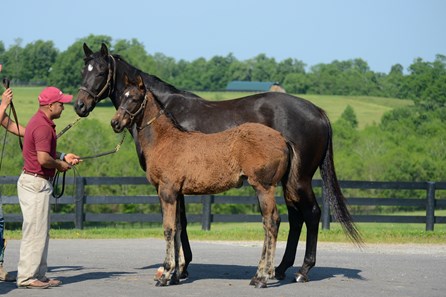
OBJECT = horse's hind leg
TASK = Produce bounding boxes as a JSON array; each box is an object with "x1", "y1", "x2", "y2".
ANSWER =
[
  {"x1": 275, "y1": 204, "x2": 304, "y2": 280},
  {"x1": 173, "y1": 196, "x2": 186, "y2": 284},
  {"x1": 276, "y1": 179, "x2": 320, "y2": 283},
  {"x1": 295, "y1": 182, "x2": 321, "y2": 283},
  {"x1": 179, "y1": 194, "x2": 192, "y2": 278}
]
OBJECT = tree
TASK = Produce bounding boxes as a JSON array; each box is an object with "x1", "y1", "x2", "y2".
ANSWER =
[
  {"x1": 21, "y1": 40, "x2": 58, "y2": 84},
  {"x1": 1, "y1": 39, "x2": 24, "y2": 84},
  {"x1": 248, "y1": 54, "x2": 277, "y2": 82},
  {"x1": 283, "y1": 72, "x2": 309, "y2": 94},
  {"x1": 340, "y1": 105, "x2": 358, "y2": 129},
  {"x1": 113, "y1": 38, "x2": 156, "y2": 74}
]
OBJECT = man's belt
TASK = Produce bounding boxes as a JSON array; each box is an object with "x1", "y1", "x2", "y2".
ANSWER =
[{"x1": 22, "y1": 170, "x2": 53, "y2": 181}]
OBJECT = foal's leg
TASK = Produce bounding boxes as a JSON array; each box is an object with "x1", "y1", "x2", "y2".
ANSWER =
[
  {"x1": 156, "y1": 193, "x2": 178, "y2": 286},
  {"x1": 250, "y1": 186, "x2": 280, "y2": 288}
]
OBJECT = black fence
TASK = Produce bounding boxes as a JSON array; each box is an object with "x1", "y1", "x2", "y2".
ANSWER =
[{"x1": 1, "y1": 176, "x2": 445, "y2": 231}]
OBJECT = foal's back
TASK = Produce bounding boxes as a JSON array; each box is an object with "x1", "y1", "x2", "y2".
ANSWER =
[{"x1": 146, "y1": 119, "x2": 290, "y2": 195}]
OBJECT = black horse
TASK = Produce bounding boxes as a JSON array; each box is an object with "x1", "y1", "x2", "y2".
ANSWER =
[{"x1": 75, "y1": 43, "x2": 361, "y2": 283}]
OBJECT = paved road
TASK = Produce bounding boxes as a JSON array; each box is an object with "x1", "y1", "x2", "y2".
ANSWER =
[{"x1": 1, "y1": 239, "x2": 445, "y2": 297}]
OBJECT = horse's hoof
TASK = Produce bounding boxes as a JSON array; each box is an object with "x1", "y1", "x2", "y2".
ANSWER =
[
  {"x1": 294, "y1": 273, "x2": 309, "y2": 283},
  {"x1": 180, "y1": 270, "x2": 189, "y2": 279},
  {"x1": 274, "y1": 271, "x2": 286, "y2": 280},
  {"x1": 169, "y1": 274, "x2": 180, "y2": 285}
]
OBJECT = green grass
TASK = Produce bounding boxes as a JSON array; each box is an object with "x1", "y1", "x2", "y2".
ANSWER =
[
  {"x1": 9, "y1": 87, "x2": 413, "y2": 131},
  {"x1": 4, "y1": 222, "x2": 446, "y2": 244}
]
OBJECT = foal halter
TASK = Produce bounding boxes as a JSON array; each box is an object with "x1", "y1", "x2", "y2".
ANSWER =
[
  {"x1": 119, "y1": 94, "x2": 164, "y2": 131},
  {"x1": 78, "y1": 54, "x2": 117, "y2": 103}
]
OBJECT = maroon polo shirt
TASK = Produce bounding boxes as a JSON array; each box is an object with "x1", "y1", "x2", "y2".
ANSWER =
[{"x1": 22, "y1": 109, "x2": 57, "y2": 177}]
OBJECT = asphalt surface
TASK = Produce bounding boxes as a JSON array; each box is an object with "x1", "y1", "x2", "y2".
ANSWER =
[{"x1": 1, "y1": 238, "x2": 445, "y2": 297}]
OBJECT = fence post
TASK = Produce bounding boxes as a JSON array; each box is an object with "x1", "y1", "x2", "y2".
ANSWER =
[
  {"x1": 202, "y1": 195, "x2": 213, "y2": 231},
  {"x1": 74, "y1": 176, "x2": 85, "y2": 229},
  {"x1": 426, "y1": 181, "x2": 436, "y2": 231},
  {"x1": 321, "y1": 190, "x2": 331, "y2": 230}
]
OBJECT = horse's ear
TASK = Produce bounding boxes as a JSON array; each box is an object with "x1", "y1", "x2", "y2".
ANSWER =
[
  {"x1": 83, "y1": 43, "x2": 93, "y2": 57},
  {"x1": 137, "y1": 75, "x2": 144, "y2": 90},
  {"x1": 100, "y1": 43, "x2": 109, "y2": 57}
]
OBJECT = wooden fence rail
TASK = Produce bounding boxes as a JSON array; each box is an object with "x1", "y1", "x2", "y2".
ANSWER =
[{"x1": 1, "y1": 176, "x2": 445, "y2": 231}]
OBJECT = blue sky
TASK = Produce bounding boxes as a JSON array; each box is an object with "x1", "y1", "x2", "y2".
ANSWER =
[{"x1": 2, "y1": 0, "x2": 445, "y2": 73}]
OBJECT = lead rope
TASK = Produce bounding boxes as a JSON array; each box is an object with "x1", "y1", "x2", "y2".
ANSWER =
[
  {"x1": 0, "y1": 78, "x2": 22, "y2": 172},
  {"x1": 52, "y1": 131, "x2": 126, "y2": 202}
]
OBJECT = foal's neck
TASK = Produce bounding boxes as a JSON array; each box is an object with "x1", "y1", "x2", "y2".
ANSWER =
[{"x1": 138, "y1": 91, "x2": 177, "y2": 135}]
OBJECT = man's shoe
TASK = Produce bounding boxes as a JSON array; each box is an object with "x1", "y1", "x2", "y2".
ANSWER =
[
  {"x1": 18, "y1": 280, "x2": 50, "y2": 289},
  {"x1": 41, "y1": 278, "x2": 62, "y2": 287}
]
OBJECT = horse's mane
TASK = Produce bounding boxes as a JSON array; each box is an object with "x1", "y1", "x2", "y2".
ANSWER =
[
  {"x1": 112, "y1": 54, "x2": 202, "y2": 101},
  {"x1": 150, "y1": 92, "x2": 189, "y2": 133}
]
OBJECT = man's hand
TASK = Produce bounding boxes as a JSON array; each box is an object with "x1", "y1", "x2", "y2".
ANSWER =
[
  {"x1": 64, "y1": 153, "x2": 82, "y2": 165},
  {"x1": 56, "y1": 160, "x2": 72, "y2": 172}
]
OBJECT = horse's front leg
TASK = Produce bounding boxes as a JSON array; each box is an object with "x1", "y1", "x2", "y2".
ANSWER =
[
  {"x1": 250, "y1": 187, "x2": 280, "y2": 288},
  {"x1": 156, "y1": 193, "x2": 178, "y2": 286}
]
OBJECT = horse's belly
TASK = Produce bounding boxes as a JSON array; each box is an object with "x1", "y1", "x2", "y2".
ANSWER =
[{"x1": 181, "y1": 172, "x2": 244, "y2": 195}]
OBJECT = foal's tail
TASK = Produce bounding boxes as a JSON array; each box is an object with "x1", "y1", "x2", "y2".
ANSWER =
[{"x1": 320, "y1": 112, "x2": 363, "y2": 246}]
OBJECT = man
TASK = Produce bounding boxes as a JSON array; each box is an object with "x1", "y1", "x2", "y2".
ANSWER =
[
  {"x1": 16, "y1": 86, "x2": 80, "y2": 289},
  {"x1": 0, "y1": 87, "x2": 26, "y2": 282}
]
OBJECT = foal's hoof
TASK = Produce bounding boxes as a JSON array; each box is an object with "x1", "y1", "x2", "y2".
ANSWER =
[
  {"x1": 155, "y1": 278, "x2": 168, "y2": 287},
  {"x1": 294, "y1": 273, "x2": 309, "y2": 283},
  {"x1": 249, "y1": 277, "x2": 267, "y2": 288},
  {"x1": 154, "y1": 267, "x2": 164, "y2": 281}
]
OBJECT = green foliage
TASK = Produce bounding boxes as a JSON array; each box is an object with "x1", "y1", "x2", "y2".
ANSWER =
[
  {"x1": 340, "y1": 105, "x2": 358, "y2": 128},
  {"x1": 2, "y1": 33, "x2": 444, "y2": 109}
]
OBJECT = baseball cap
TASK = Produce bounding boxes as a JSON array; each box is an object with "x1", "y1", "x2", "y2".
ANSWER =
[{"x1": 38, "y1": 86, "x2": 73, "y2": 105}]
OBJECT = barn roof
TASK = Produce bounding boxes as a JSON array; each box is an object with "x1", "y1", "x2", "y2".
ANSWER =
[{"x1": 225, "y1": 81, "x2": 278, "y2": 92}]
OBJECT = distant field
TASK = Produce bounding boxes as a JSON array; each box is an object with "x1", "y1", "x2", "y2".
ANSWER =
[
  {"x1": 198, "y1": 92, "x2": 413, "y2": 129},
  {"x1": 8, "y1": 87, "x2": 413, "y2": 130}
]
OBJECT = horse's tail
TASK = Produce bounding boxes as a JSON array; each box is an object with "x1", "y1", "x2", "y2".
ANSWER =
[{"x1": 320, "y1": 112, "x2": 363, "y2": 246}]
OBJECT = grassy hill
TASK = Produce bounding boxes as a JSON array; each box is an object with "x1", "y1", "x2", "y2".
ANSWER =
[{"x1": 7, "y1": 87, "x2": 413, "y2": 131}]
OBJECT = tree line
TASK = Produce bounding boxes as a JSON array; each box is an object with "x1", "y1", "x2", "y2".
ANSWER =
[{"x1": 1, "y1": 34, "x2": 445, "y2": 109}]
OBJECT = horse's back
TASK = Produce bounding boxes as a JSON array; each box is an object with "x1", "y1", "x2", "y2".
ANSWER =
[{"x1": 163, "y1": 91, "x2": 328, "y2": 176}]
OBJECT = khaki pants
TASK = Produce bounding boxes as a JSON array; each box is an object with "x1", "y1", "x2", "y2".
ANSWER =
[{"x1": 16, "y1": 173, "x2": 52, "y2": 286}]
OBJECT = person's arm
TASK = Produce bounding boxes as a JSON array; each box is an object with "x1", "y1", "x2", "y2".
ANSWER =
[
  {"x1": 37, "y1": 151, "x2": 73, "y2": 172},
  {"x1": 0, "y1": 88, "x2": 26, "y2": 137}
]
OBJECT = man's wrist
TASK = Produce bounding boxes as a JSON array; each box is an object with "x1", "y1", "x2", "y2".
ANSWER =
[{"x1": 59, "y1": 152, "x2": 66, "y2": 161}]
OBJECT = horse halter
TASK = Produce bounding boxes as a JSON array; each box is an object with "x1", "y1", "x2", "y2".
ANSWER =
[{"x1": 78, "y1": 54, "x2": 116, "y2": 103}]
